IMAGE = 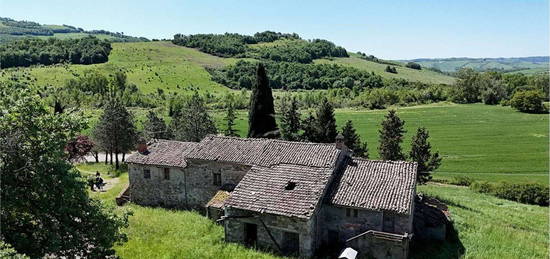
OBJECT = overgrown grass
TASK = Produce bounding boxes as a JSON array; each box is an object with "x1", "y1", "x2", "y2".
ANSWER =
[{"x1": 415, "y1": 184, "x2": 549, "y2": 258}]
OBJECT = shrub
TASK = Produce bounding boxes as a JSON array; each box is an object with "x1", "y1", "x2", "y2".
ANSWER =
[
  {"x1": 450, "y1": 176, "x2": 473, "y2": 186},
  {"x1": 405, "y1": 62, "x2": 422, "y2": 70},
  {"x1": 510, "y1": 90, "x2": 546, "y2": 113},
  {"x1": 470, "y1": 181, "x2": 549, "y2": 206}
]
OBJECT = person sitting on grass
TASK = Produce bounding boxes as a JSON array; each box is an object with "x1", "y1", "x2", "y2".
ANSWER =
[
  {"x1": 87, "y1": 175, "x2": 96, "y2": 191},
  {"x1": 95, "y1": 171, "x2": 105, "y2": 191}
]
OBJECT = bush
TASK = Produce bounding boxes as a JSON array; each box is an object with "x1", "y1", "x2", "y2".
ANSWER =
[
  {"x1": 405, "y1": 62, "x2": 422, "y2": 70},
  {"x1": 450, "y1": 176, "x2": 473, "y2": 186},
  {"x1": 470, "y1": 181, "x2": 549, "y2": 206},
  {"x1": 510, "y1": 90, "x2": 546, "y2": 113}
]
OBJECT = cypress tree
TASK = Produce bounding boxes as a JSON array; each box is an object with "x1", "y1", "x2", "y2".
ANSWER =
[
  {"x1": 301, "y1": 112, "x2": 319, "y2": 142},
  {"x1": 280, "y1": 95, "x2": 301, "y2": 141},
  {"x1": 248, "y1": 63, "x2": 279, "y2": 138},
  {"x1": 341, "y1": 120, "x2": 368, "y2": 158},
  {"x1": 315, "y1": 98, "x2": 337, "y2": 143},
  {"x1": 410, "y1": 127, "x2": 442, "y2": 184},
  {"x1": 378, "y1": 109, "x2": 406, "y2": 161}
]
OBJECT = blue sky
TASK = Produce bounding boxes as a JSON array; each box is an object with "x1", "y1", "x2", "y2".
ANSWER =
[{"x1": 1, "y1": 0, "x2": 548, "y2": 59}]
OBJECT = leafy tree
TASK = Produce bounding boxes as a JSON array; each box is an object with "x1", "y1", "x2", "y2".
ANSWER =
[
  {"x1": 279, "y1": 95, "x2": 301, "y2": 141},
  {"x1": 171, "y1": 92, "x2": 217, "y2": 141},
  {"x1": 510, "y1": 90, "x2": 546, "y2": 113},
  {"x1": 92, "y1": 99, "x2": 137, "y2": 169},
  {"x1": 224, "y1": 101, "x2": 239, "y2": 137},
  {"x1": 409, "y1": 127, "x2": 442, "y2": 183},
  {"x1": 0, "y1": 83, "x2": 128, "y2": 257},
  {"x1": 450, "y1": 68, "x2": 481, "y2": 103},
  {"x1": 315, "y1": 98, "x2": 338, "y2": 143},
  {"x1": 65, "y1": 135, "x2": 94, "y2": 162},
  {"x1": 143, "y1": 110, "x2": 171, "y2": 140},
  {"x1": 341, "y1": 120, "x2": 368, "y2": 158},
  {"x1": 405, "y1": 62, "x2": 422, "y2": 70},
  {"x1": 385, "y1": 65, "x2": 397, "y2": 74},
  {"x1": 378, "y1": 110, "x2": 406, "y2": 160},
  {"x1": 248, "y1": 63, "x2": 279, "y2": 138}
]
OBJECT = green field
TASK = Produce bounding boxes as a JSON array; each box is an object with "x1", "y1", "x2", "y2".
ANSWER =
[
  {"x1": 78, "y1": 163, "x2": 549, "y2": 258},
  {"x1": 314, "y1": 53, "x2": 456, "y2": 85},
  {"x1": 0, "y1": 41, "x2": 232, "y2": 95},
  {"x1": 211, "y1": 103, "x2": 548, "y2": 185}
]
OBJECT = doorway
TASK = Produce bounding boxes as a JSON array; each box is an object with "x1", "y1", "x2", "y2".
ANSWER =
[
  {"x1": 244, "y1": 223, "x2": 257, "y2": 246},
  {"x1": 282, "y1": 231, "x2": 300, "y2": 255}
]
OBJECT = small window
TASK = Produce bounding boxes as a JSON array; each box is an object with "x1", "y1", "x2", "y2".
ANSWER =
[
  {"x1": 353, "y1": 209, "x2": 359, "y2": 218},
  {"x1": 164, "y1": 168, "x2": 170, "y2": 180},
  {"x1": 213, "y1": 173, "x2": 222, "y2": 186},
  {"x1": 143, "y1": 168, "x2": 151, "y2": 179},
  {"x1": 346, "y1": 208, "x2": 359, "y2": 218},
  {"x1": 346, "y1": 208, "x2": 351, "y2": 217}
]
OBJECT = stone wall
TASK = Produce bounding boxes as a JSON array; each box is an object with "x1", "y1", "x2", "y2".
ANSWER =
[
  {"x1": 128, "y1": 160, "x2": 250, "y2": 211},
  {"x1": 184, "y1": 159, "x2": 250, "y2": 209},
  {"x1": 224, "y1": 207, "x2": 316, "y2": 257},
  {"x1": 347, "y1": 232, "x2": 410, "y2": 259},
  {"x1": 128, "y1": 163, "x2": 187, "y2": 208}
]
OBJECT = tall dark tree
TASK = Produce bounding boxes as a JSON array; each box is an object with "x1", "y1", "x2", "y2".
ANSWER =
[
  {"x1": 0, "y1": 83, "x2": 128, "y2": 257},
  {"x1": 143, "y1": 110, "x2": 171, "y2": 140},
  {"x1": 341, "y1": 120, "x2": 368, "y2": 158},
  {"x1": 92, "y1": 99, "x2": 137, "y2": 169},
  {"x1": 378, "y1": 110, "x2": 406, "y2": 161},
  {"x1": 224, "y1": 101, "x2": 239, "y2": 137},
  {"x1": 171, "y1": 92, "x2": 217, "y2": 141},
  {"x1": 315, "y1": 98, "x2": 337, "y2": 143},
  {"x1": 301, "y1": 112, "x2": 319, "y2": 142},
  {"x1": 410, "y1": 127, "x2": 442, "y2": 184},
  {"x1": 279, "y1": 95, "x2": 301, "y2": 141},
  {"x1": 248, "y1": 63, "x2": 279, "y2": 138}
]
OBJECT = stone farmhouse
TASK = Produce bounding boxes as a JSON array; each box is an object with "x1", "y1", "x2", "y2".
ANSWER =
[{"x1": 125, "y1": 135, "x2": 418, "y2": 258}]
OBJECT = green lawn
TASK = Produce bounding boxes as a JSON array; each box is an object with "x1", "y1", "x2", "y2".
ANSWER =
[{"x1": 77, "y1": 163, "x2": 549, "y2": 258}]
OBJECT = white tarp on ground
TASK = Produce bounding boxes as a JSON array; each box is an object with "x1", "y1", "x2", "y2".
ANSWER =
[{"x1": 338, "y1": 247, "x2": 358, "y2": 259}]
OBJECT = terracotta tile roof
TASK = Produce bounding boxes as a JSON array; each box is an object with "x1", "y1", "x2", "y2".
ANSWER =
[
  {"x1": 125, "y1": 139, "x2": 198, "y2": 168},
  {"x1": 185, "y1": 135, "x2": 340, "y2": 168},
  {"x1": 206, "y1": 190, "x2": 231, "y2": 209},
  {"x1": 328, "y1": 158, "x2": 417, "y2": 215},
  {"x1": 225, "y1": 164, "x2": 333, "y2": 219}
]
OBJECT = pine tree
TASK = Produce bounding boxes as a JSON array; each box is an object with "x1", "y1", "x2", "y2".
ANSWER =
[
  {"x1": 144, "y1": 110, "x2": 171, "y2": 140},
  {"x1": 171, "y1": 92, "x2": 217, "y2": 142},
  {"x1": 378, "y1": 110, "x2": 406, "y2": 161},
  {"x1": 224, "y1": 102, "x2": 239, "y2": 137},
  {"x1": 301, "y1": 112, "x2": 319, "y2": 142},
  {"x1": 280, "y1": 95, "x2": 301, "y2": 141},
  {"x1": 248, "y1": 63, "x2": 279, "y2": 138},
  {"x1": 92, "y1": 99, "x2": 137, "y2": 169},
  {"x1": 341, "y1": 120, "x2": 368, "y2": 158},
  {"x1": 410, "y1": 127, "x2": 442, "y2": 184},
  {"x1": 315, "y1": 98, "x2": 337, "y2": 143}
]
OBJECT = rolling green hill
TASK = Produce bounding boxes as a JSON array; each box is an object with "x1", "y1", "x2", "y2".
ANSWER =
[
  {"x1": 315, "y1": 53, "x2": 456, "y2": 85},
  {"x1": 0, "y1": 17, "x2": 147, "y2": 43},
  {"x1": 407, "y1": 56, "x2": 549, "y2": 74}
]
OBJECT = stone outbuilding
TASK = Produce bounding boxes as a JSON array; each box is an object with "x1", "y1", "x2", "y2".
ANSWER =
[{"x1": 125, "y1": 135, "x2": 418, "y2": 258}]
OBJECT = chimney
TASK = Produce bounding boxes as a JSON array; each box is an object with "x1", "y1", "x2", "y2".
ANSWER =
[
  {"x1": 335, "y1": 133, "x2": 345, "y2": 150},
  {"x1": 137, "y1": 137, "x2": 148, "y2": 154}
]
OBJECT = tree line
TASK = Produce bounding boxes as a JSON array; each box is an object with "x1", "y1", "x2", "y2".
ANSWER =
[
  {"x1": 0, "y1": 36, "x2": 112, "y2": 68},
  {"x1": 172, "y1": 31, "x2": 348, "y2": 63}
]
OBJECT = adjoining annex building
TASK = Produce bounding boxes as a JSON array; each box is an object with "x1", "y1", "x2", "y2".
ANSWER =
[{"x1": 125, "y1": 135, "x2": 418, "y2": 258}]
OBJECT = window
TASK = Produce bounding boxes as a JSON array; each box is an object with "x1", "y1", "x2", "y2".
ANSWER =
[
  {"x1": 213, "y1": 172, "x2": 222, "y2": 186},
  {"x1": 163, "y1": 168, "x2": 170, "y2": 180},
  {"x1": 143, "y1": 168, "x2": 151, "y2": 179},
  {"x1": 346, "y1": 208, "x2": 359, "y2": 218},
  {"x1": 383, "y1": 213, "x2": 395, "y2": 233}
]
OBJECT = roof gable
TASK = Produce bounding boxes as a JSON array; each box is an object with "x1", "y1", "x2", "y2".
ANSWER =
[
  {"x1": 226, "y1": 164, "x2": 333, "y2": 219},
  {"x1": 328, "y1": 159, "x2": 418, "y2": 215}
]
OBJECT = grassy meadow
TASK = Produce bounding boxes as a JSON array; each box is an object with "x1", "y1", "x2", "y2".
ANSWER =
[
  {"x1": 77, "y1": 163, "x2": 549, "y2": 259},
  {"x1": 208, "y1": 103, "x2": 548, "y2": 185},
  {"x1": 314, "y1": 53, "x2": 456, "y2": 85}
]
